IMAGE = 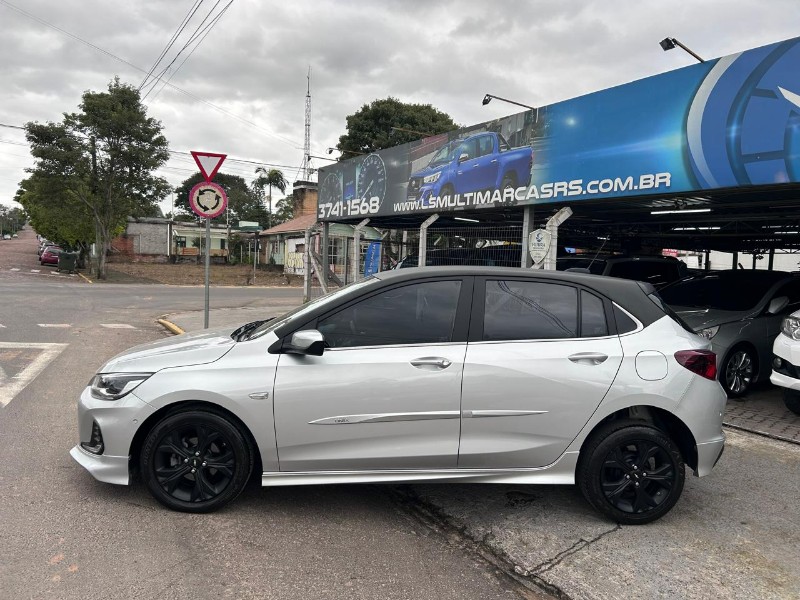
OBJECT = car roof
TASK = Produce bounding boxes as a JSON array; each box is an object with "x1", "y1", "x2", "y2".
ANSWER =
[{"x1": 687, "y1": 269, "x2": 794, "y2": 283}]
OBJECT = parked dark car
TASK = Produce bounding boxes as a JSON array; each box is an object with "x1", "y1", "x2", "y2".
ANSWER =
[
  {"x1": 397, "y1": 250, "x2": 688, "y2": 289},
  {"x1": 40, "y1": 246, "x2": 62, "y2": 265},
  {"x1": 660, "y1": 269, "x2": 800, "y2": 397}
]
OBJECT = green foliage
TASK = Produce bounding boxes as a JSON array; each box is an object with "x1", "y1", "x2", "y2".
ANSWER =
[
  {"x1": 337, "y1": 97, "x2": 458, "y2": 156},
  {"x1": 272, "y1": 194, "x2": 294, "y2": 226},
  {"x1": 23, "y1": 78, "x2": 170, "y2": 278},
  {"x1": 15, "y1": 174, "x2": 94, "y2": 247},
  {"x1": 0, "y1": 205, "x2": 27, "y2": 236},
  {"x1": 174, "y1": 172, "x2": 266, "y2": 226},
  {"x1": 253, "y1": 168, "x2": 288, "y2": 229}
]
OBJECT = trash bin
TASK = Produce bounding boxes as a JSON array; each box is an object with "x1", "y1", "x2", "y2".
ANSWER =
[{"x1": 58, "y1": 251, "x2": 78, "y2": 274}]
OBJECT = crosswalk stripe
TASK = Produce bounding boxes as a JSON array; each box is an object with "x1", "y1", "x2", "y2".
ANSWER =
[
  {"x1": 0, "y1": 324, "x2": 6, "y2": 328},
  {"x1": 31, "y1": 269, "x2": 40, "y2": 273},
  {"x1": 101, "y1": 324, "x2": 136, "y2": 329},
  {"x1": 37, "y1": 324, "x2": 71, "y2": 328},
  {"x1": 10, "y1": 268, "x2": 19, "y2": 272}
]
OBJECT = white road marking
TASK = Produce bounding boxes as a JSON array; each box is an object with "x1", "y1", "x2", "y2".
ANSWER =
[
  {"x1": 10, "y1": 268, "x2": 19, "y2": 272},
  {"x1": 0, "y1": 342, "x2": 68, "y2": 407},
  {"x1": 0, "y1": 324, "x2": 5, "y2": 328},
  {"x1": 37, "y1": 324, "x2": 72, "y2": 328},
  {"x1": 101, "y1": 324, "x2": 136, "y2": 329}
]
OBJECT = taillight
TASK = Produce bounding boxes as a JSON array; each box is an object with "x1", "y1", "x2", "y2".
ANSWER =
[{"x1": 675, "y1": 350, "x2": 717, "y2": 380}]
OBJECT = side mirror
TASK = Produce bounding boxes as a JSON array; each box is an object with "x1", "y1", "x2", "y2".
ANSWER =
[
  {"x1": 285, "y1": 329, "x2": 326, "y2": 356},
  {"x1": 767, "y1": 296, "x2": 789, "y2": 315},
  {"x1": 458, "y1": 152, "x2": 470, "y2": 163}
]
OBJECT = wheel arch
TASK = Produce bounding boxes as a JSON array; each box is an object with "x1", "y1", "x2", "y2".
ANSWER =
[
  {"x1": 578, "y1": 405, "x2": 698, "y2": 472},
  {"x1": 129, "y1": 400, "x2": 263, "y2": 480}
]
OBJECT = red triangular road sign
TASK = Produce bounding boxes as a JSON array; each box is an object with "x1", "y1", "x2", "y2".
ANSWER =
[{"x1": 191, "y1": 151, "x2": 227, "y2": 182}]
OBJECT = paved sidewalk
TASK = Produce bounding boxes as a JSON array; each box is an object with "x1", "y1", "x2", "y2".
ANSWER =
[
  {"x1": 724, "y1": 386, "x2": 800, "y2": 443},
  {"x1": 160, "y1": 302, "x2": 301, "y2": 333}
]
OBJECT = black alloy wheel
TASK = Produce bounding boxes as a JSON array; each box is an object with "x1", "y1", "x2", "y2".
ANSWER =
[
  {"x1": 141, "y1": 410, "x2": 253, "y2": 513},
  {"x1": 722, "y1": 347, "x2": 756, "y2": 398},
  {"x1": 578, "y1": 421, "x2": 685, "y2": 525}
]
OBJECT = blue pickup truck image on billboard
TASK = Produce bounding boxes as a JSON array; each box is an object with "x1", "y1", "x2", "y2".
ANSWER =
[{"x1": 406, "y1": 132, "x2": 533, "y2": 206}]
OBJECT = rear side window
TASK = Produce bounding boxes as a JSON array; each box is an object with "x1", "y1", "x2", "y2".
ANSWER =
[
  {"x1": 613, "y1": 305, "x2": 639, "y2": 334},
  {"x1": 581, "y1": 291, "x2": 608, "y2": 337},
  {"x1": 483, "y1": 280, "x2": 577, "y2": 341}
]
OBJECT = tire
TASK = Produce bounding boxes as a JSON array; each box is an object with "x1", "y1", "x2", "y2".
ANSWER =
[
  {"x1": 440, "y1": 184, "x2": 454, "y2": 199},
  {"x1": 784, "y1": 389, "x2": 800, "y2": 415},
  {"x1": 578, "y1": 420, "x2": 685, "y2": 525},
  {"x1": 501, "y1": 173, "x2": 516, "y2": 191},
  {"x1": 140, "y1": 409, "x2": 253, "y2": 513},
  {"x1": 721, "y1": 345, "x2": 756, "y2": 398}
]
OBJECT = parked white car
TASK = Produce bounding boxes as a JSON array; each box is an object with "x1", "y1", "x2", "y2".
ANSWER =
[
  {"x1": 72, "y1": 267, "x2": 726, "y2": 524},
  {"x1": 770, "y1": 309, "x2": 800, "y2": 415}
]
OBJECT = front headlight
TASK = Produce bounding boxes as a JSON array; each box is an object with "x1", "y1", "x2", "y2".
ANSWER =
[
  {"x1": 423, "y1": 171, "x2": 441, "y2": 184},
  {"x1": 781, "y1": 315, "x2": 800, "y2": 340},
  {"x1": 90, "y1": 373, "x2": 152, "y2": 400},
  {"x1": 698, "y1": 326, "x2": 719, "y2": 340}
]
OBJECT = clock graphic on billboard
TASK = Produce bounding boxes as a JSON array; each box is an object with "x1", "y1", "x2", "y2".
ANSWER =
[
  {"x1": 357, "y1": 153, "x2": 387, "y2": 202},
  {"x1": 319, "y1": 172, "x2": 342, "y2": 204}
]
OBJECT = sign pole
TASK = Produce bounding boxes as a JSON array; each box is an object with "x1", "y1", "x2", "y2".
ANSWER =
[{"x1": 204, "y1": 217, "x2": 211, "y2": 328}]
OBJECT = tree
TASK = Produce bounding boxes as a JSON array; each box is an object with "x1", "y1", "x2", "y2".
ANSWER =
[
  {"x1": 272, "y1": 193, "x2": 294, "y2": 226},
  {"x1": 336, "y1": 97, "x2": 458, "y2": 156},
  {"x1": 15, "y1": 173, "x2": 94, "y2": 251},
  {"x1": 0, "y1": 205, "x2": 27, "y2": 236},
  {"x1": 253, "y1": 168, "x2": 287, "y2": 229},
  {"x1": 24, "y1": 78, "x2": 170, "y2": 279},
  {"x1": 174, "y1": 172, "x2": 266, "y2": 226}
]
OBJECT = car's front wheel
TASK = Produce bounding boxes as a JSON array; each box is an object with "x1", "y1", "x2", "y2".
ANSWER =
[
  {"x1": 140, "y1": 409, "x2": 253, "y2": 513},
  {"x1": 578, "y1": 420, "x2": 685, "y2": 525}
]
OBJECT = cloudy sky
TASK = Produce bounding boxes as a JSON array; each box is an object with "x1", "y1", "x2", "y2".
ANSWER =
[{"x1": 1, "y1": 0, "x2": 798, "y2": 213}]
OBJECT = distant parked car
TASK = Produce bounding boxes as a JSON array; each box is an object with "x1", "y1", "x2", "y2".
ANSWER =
[
  {"x1": 770, "y1": 309, "x2": 800, "y2": 415},
  {"x1": 38, "y1": 240, "x2": 55, "y2": 256},
  {"x1": 660, "y1": 269, "x2": 800, "y2": 397},
  {"x1": 40, "y1": 246, "x2": 62, "y2": 265},
  {"x1": 2, "y1": 234, "x2": 10, "y2": 240}
]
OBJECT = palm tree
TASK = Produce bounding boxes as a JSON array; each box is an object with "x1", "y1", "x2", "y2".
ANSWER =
[{"x1": 254, "y1": 167, "x2": 288, "y2": 229}]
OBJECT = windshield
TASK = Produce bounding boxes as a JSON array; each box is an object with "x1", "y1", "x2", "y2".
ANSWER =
[
  {"x1": 239, "y1": 277, "x2": 379, "y2": 341},
  {"x1": 659, "y1": 275, "x2": 774, "y2": 311},
  {"x1": 428, "y1": 142, "x2": 459, "y2": 167}
]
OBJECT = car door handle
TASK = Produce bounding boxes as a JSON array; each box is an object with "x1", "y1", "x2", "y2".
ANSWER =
[
  {"x1": 410, "y1": 357, "x2": 452, "y2": 370},
  {"x1": 568, "y1": 352, "x2": 608, "y2": 365}
]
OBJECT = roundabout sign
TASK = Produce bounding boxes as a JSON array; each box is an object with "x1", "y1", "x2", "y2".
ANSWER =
[{"x1": 189, "y1": 181, "x2": 228, "y2": 219}]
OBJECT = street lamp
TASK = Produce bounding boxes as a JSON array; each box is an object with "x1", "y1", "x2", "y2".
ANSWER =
[
  {"x1": 482, "y1": 94, "x2": 538, "y2": 122},
  {"x1": 659, "y1": 37, "x2": 705, "y2": 63}
]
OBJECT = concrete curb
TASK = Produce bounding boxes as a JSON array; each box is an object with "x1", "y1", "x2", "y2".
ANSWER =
[{"x1": 156, "y1": 318, "x2": 185, "y2": 335}]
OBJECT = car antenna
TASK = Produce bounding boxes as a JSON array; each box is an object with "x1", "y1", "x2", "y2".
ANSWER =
[{"x1": 587, "y1": 237, "x2": 609, "y2": 270}]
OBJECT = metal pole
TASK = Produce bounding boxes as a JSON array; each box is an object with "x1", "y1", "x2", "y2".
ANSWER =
[
  {"x1": 418, "y1": 214, "x2": 440, "y2": 268},
  {"x1": 253, "y1": 235, "x2": 257, "y2": 283},
  {"x1": 204, "y1": 218, "x2": 210, "y2": 328},
  {"x1": 521, "y1": 205, "x2": 534, "y2": 268},
  {"x1": 352, "y1": 218, "x2": 370, "y2": 281},
  {"x1": 321, "y1": 222, "x2": 329, "y2": 288},
  {"x1": 768, "y1": 248, "x2": 775, "y2": 271},
  {"x1": 303, "y1": 226, "x2": 313, "y2": 303}
]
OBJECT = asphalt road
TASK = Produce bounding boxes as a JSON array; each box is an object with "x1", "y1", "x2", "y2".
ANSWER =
[{"x1": 0, "y1": 236, "x2": 529, "y2": 599}]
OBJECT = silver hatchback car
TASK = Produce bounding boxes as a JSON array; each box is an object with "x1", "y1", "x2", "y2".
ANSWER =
[{"x1": 72, "y1": 268, "x2": 726, "y2": 524}]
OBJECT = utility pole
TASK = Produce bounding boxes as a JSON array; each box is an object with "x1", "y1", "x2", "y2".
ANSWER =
[{"x1": 300, "y1": 67, "x2": 313, "y2": 180}]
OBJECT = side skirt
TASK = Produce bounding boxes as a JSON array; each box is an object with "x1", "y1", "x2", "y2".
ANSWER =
[{"x1": 262, "y1": 451, "x2": 579, "y2": 487}]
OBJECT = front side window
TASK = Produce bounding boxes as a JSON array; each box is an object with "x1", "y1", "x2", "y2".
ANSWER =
[
  {"x1": 319, "y1": 280, "x2": 462, "y2": 348},
  {"x1": 483, "y1": 280, "x2": 577, "y2": 341}
]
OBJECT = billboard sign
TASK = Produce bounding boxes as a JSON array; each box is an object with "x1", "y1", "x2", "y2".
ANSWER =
[{"x1": 318, "y1": 36, "x2": 800, "y2": 221}]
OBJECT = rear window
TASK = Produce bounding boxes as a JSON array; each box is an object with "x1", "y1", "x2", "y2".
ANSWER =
[
  {"x1": 607, "y1": 261, "x2": 680, "y2": 287},
  {"x1": 659, "y1": 275, "x2": 777, "y2": 311}
]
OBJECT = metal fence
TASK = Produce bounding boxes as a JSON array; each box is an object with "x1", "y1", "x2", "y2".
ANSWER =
[{"x1": 306, "y1": 222, "x2": 526, "y2": 301}]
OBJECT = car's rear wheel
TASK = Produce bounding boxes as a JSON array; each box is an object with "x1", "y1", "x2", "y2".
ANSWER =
[
  {"x1": 140, "y1": 409, "x2": 253, "y2": 513},
  {"x1": 721, "y1": 346, "x2": 756, "y2": 398},
  {"x1": 784, "y1": 389, "x2": 800, "y2": 415},
  {"x1": 578, "y1": 421, "x2": 685, "y2": 525},
  {"x1": 501, "y1": 173, "x2": 516, "y2": 191},
  {"x1": 440, "y1": 184, "x2": 454, "y2": 199}
]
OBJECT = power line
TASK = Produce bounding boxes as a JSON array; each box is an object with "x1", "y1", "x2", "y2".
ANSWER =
[
  {"x1": 0, "y1": 123, "x2": 26, "y2": 130},
  {"x1": 0, "y1": 0, "x2": 300, "y2": 148},
  {"x1": 143, "y1": 0, "x2": 234, "y2": 103},
  {"x1": 139, "y1": 0, "x2": 205, "y2": 90}
]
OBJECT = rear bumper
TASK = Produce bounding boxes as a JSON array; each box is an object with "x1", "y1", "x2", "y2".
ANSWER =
[{"x1": 695, "y1": 436, "x2": 725, "y2": 477}]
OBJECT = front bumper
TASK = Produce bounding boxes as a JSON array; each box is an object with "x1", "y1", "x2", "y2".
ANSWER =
[
  {"x1": 771, "y1": 333, "x2": 800, "y2": 391},
  {"x1": 70, "y1": 386, "x2": 156, "y2": 485}
]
